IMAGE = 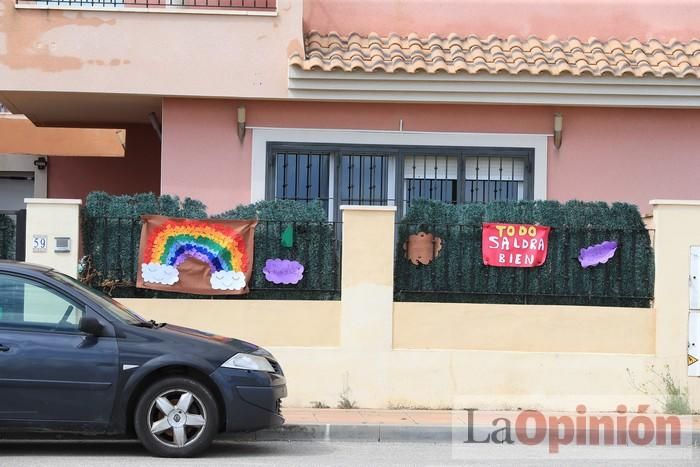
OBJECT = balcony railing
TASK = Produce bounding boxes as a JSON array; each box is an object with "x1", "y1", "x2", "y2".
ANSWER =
[{"x1": 15, "y1": 0, "x2": 277, "y2": 12}]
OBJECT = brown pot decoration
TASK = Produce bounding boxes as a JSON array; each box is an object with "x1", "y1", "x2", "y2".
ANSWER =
[{"x1": 403, "y1": 232, "x2": 443, "y2": 265}]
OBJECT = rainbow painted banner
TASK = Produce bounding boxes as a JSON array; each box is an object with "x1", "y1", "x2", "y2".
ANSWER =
[{"x1": 136, "y1": 215, "x2": 256, "y2": 295}]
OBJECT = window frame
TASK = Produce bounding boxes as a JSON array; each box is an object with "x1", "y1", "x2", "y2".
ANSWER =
[
  {"x1": 335, "y1": 149, "x2": 395, "y2": 222},
  {"x1": 266, "y1": 142, "x2": 535, "y2": 218},
  {"x1": 0, "y1": 271, "x2": 88, "y2": 335}
]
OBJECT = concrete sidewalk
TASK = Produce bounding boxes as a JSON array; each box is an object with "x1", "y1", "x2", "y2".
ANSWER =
[
  {"x1": 228, "y1": 408, "x2": 700, "y2": 443},
  {"x1": 285, "y1": 408, "x2": 459, "y2": 426}
]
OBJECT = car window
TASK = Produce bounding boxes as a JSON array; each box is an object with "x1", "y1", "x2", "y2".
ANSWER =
[
  {"x1": 0, "y1": 273, "x2": 85, "y2": 332},
  {"x1": 46, "y1": 271, "x2": 146, "y2": 325}
]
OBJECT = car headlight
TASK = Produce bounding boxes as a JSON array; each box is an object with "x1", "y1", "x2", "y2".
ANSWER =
[{"x1": 221, "y1": 353, "x2": 274, "y2": 372}]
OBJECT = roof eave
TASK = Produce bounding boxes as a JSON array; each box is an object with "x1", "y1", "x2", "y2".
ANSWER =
[{"x1": 288, "y1": 67, "x2": 700, "y2": 108}]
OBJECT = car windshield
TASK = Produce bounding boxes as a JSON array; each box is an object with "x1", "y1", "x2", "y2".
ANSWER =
[{"x1": 46, "y1": 271, "x2": 146, "y2": 325}]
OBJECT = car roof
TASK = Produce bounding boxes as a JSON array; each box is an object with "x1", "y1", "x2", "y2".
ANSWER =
[{"x1": 0, "y1": 260, "x2": 54, "y2": 274}]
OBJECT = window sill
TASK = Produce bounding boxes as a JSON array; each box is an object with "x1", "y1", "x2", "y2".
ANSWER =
[{"x1": 14, "y1": 3, "x2": 278, "y2": 16}]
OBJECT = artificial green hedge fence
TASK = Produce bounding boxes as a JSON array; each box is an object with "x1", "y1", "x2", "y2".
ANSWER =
[
  {"x1": 81, "y1": 193, "x2": 339, "y2": 300},
  {"x1": 395, "y1": 199, "x2": 654, "y2": 307},
  {"x1": 0, "y1": 215, "x2": 15, "y2": 260},
  {"x1": 81, "y1": 192, "x2": 206, "y2": 297},
  {"x1": 215, "y1": 200, "x2": 340, "y2": 300}
]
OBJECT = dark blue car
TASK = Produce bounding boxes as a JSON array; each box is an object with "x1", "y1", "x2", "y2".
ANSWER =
[{"x1": 0, "y1": 261, "x2": 286, "y2": 457}]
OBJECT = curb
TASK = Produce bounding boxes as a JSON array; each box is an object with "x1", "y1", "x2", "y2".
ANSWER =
[
  {"x1": 223, "y1": 424, "x2": 494, "y2": 443},
  {"x1": 222, "y1": 424, "x2": 700, "y2": 445}
]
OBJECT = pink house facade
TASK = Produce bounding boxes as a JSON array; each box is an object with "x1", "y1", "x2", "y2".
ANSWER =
[{"x1": 2, "y1": 0, "x2": 700, "y2": 215}]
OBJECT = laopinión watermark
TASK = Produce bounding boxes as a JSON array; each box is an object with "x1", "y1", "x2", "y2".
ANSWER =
[{"x1": 451, "y1": 396, "x2": 694, "y2": 460}]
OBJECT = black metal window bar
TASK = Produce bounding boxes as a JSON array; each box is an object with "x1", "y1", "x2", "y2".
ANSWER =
[
  {"x1": 267, "y1": 146, "x2": 396, "y2": 220},
  {"x1": 404, "y1": 153, "x2": 460, "y2": 207},
  {"x1": 268, "y1": 144, "x2": 533, "y2": 219},
  {"x1": 273, "y1": 150, "x2": 331, "y2": 214},
  {"x1": 338, "y1": 152, "x2": 391, "y2": 207},
  {"x1": 16, "y1": 0, "x2": 276, "y2": 10},
  {"x1": 464, "y1": 155, "x2": 525, "y2": 203},
  {"x1": 404, "y1": 153, "x2": 529, "y2": 210}
]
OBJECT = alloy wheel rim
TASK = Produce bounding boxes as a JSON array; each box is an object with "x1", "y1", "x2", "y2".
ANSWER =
[{"x1": 147, "y1": 389, "x2": 207, "y2": 448}]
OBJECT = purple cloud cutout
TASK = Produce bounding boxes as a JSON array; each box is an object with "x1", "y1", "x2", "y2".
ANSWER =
[
  {"x1": 263, "y1": 259, "x2": 304, "y2": 285},
  {"x1": 578, "y1": 241, "x2": 618, "y2": 268}
]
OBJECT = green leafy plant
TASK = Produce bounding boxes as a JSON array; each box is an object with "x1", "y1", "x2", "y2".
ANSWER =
[
  {"x1": 627, "y1": 365, "x2": 693, "y2": 415},
  {"x1": 81, "y1": 192, "x2": 208, "y2": 297},
  {"x1": 217, "y1": 200, "x2": 339, "y2": 300},
  {"x1": 215, "y1": 199, "x2": 327, "y2": 222},
  {"x1": 0, "y1": 215, "x2": 15, "y2": 260},
  {"x1": 310, "y1": 401, "x2": 330, "y2": 409},
  {"x1": 337, "y1": 378, "x2": 357, "y2": 409},
  {"x1": 337, "y1": 393, "x2": 357, "y2": 410}
]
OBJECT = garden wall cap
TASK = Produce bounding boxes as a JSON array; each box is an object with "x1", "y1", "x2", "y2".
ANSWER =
[
  {"x1": 24, "y1": 198, "x2": 82, "y2": 205},
  {"x1": 291, "y1": 31, "x2": 700, "y2": 79},
  {"x1": 650, "y1": 200, "x2": 700, "y2": 206},
  {"x1": 340, "y1": 205, "x2": 397, "y2": 212}
]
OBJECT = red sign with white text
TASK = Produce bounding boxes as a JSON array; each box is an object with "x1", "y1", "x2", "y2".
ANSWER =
[{"x1": 482, "y1": 223, "x2": 551, "y2": 267}]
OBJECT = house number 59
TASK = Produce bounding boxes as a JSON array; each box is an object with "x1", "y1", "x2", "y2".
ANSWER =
[{"x1": 32, "y1": 235, "x2": 48, "y2": 252}]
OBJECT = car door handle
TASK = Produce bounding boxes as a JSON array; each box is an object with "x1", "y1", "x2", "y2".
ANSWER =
[{"x1": 0, "y1": 344, "x2": 10, "y2": 352}]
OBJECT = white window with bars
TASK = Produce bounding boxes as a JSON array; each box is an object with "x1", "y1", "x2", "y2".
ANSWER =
[
  {"x1": 268, "y1": 144, "x2": 532, "y2": 219},
  {"x1": 403, "y1": 154, "x2": 459, "y2": 212},
  {"x1": 464, "y1": 156, "x2": 526, "y2": 203}
]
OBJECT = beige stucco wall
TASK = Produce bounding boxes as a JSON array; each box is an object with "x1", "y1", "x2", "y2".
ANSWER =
[
  {"x1": 114, "y1": 205, "x2": 677, "y2": 411},
  {"x1": 394, "y1": 302, "x2": 656, "y2": 354},
  {"x1": 651, "y1": 201, "x2": 700, "y2": 409},
  {"x1": 119, "y1": 298, "x2": 341, "y2": 348},
  {"x1": 269, "y1": 347, "x2": 659, "y2": 411},
  {"x1": 24, "y1": 198, "x2": 81, "y2": 277},
  {"x1": 340, "y1": 206, "x2": 396, "y2": 351},
  {"x1": 25, "y1": 200, "x2": 698, "y2": 411},
  {"x1": 115, "y1": 295, "x2": 662, "y2": 410},
  {"x1": 0, "y1": 0, "x2": 300, "y2": 101},
  {"x1": 121, "y1": 298, "x2": 662, "y2": 410}
]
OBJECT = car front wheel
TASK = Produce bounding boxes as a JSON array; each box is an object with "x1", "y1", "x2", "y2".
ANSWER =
[{"x1": 134, "y1": 376, "x2": 219, "y2": 457}]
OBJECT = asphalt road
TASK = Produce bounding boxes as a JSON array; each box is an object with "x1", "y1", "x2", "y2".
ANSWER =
[{"x1": 0, "y1": 440, "x2": 698, "y2": 467}]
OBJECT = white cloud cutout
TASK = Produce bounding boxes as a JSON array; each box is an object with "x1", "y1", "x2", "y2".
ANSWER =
[
  {"x1": 141, "y1": 263, "x2": 179, "y2": 285},
  {"x1": 210, "y1": 270, "x2": 246, "y2": 291}
]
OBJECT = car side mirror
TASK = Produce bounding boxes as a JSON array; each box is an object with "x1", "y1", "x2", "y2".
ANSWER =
[{"x1": 79, "y1": 316, "x2": 104, "y2": 337}]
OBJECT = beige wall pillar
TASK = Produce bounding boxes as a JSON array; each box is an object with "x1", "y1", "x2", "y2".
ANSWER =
[
  {"x1": 24, "y1": 198, "x2": 81, "y2": 278},
  {"x1": 340, "y1": 206, "x2": 397, "y2": 350},
  {"x1": 651, "y1": 200, "x2": 700, "y2": 408}
]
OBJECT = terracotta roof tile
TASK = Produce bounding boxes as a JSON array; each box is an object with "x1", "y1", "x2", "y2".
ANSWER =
[{"x1": 289, "y1": 31, "x2": 700, "y2": 78}]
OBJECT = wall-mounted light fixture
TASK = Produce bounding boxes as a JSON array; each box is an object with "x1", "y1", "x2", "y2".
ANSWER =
[
  {"x1": 553, "y1": 112, "x2": 563, "y2": 150},
  {"x1": 148, "y1": 112, "x2": 162, "y2": 142},
  {"x1": 237, "y1": 105, "x2": 246, "y2": 142},
  {"x1": 33, "y1": 156, "x2": 48, "y2": 170}
]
